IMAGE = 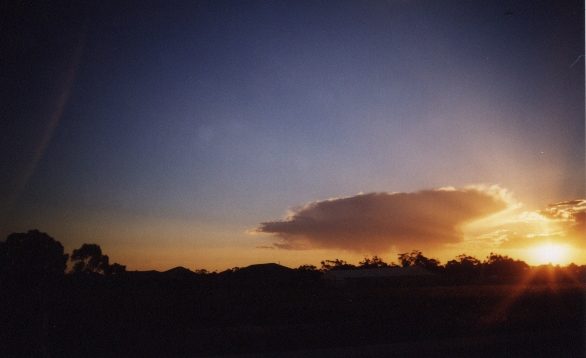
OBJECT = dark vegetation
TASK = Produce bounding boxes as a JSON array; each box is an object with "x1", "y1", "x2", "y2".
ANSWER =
[{"x1": 1, "y1": 230, "x2": 584, "y2": 356}]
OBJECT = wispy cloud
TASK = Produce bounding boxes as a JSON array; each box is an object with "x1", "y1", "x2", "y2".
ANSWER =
[{"x1": 474, "y1": 199, "x2": 585, "y2": 249}]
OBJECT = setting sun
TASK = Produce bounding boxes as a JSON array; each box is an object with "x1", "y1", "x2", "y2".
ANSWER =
[{"x1": 530, "y1": 243, "x2": 571, "y2": 265}]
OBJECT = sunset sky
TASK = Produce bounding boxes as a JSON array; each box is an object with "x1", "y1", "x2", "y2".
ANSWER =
[{"x1": 2, "y1": 0, "x2": 584, "y2": 270}]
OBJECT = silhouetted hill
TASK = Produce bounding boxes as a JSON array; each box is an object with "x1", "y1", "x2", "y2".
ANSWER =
[
  {"x1": 220, "y1": 263, "x2": 298, "y2": 286},
  {"x1": 238, "y1": 262, "x2": 293, "y2": 274},
  {"x1": 163, "y1": 266, "x2": 197, "y2": 279}
]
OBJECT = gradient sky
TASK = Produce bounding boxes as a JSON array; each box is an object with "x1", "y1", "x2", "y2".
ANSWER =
[{"x1": 2, "y1": 0, "x2": 584, "y2": 270}]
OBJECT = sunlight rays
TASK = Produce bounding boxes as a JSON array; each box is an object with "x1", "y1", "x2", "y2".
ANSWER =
[{"x1": 530, "y1": 242, "x2": 570, "y2": 265}]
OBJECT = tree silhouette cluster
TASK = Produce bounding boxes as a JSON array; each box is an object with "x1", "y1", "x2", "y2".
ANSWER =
[
  {"x1": 0, "y1": 229, "x2": 572, "y2": 283},
  {"x1": 317, "y1": 251, "x2": 445, "y2": 272},
  {"x1": 398, "y1": 250, "x2": 441, "y2": 271},
  {"x1": 317, "y1": 250, "x2": 531, "y2": 281},
  {"x1": 0, "y1": 230, "x2": 125, "y2": 282}
]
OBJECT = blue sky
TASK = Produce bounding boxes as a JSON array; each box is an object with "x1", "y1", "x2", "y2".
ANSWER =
[{"x1": 2, "y1": 0, "x2": 583, "y2": 269}]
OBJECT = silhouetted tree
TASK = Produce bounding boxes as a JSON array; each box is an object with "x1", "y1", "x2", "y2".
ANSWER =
[
  {"x1": 445, "y1": 254, "x2": 481, "y2": 274},
  {"x1": 320, "y1": 259, "x2": 356, "y2": 271},
  {"x1": 398, "y1": 250, "x2": 441, "y2": 272},
  {"x1": 398, "y1": 251, "x2": 417, "y2": 267},
  {"x1": 358, "y1": 256, "x2": 392, "y2": 268},
  {"x1": 445, "y1": 254, "x2": 481, "y2": 281},
  {"x1": 0, "y1": 230, "x2": 67, "y2": 355},
  {"x1": 106, "y1": 262, "x2": 127, "y2": 275},
  {"x1": 297, "y1": 264, "x2": 318, "y2": 271},
  {"x1": 483, "y1": 253, "x2": 528, "y2": 278},
  {"x1": 70, "y1": 243, "x2": 125, "y2": 275},
  {"x1": 566, "y1": 263, "x2": 579, "y2": 275},
  {"x1": 296, "y1": 264, "x2": 321, "y2": 282},
  {"x1": 71, "y1": 244, "x2": 109, "y2": 274},
  {"x1": 0, "y1": 230, "x2": 68, "y2": 281}
]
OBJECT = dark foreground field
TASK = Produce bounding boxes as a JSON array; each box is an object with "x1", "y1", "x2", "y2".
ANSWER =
[{"x1": 2, "y1": 271, "x2": 584, "y2": 357}]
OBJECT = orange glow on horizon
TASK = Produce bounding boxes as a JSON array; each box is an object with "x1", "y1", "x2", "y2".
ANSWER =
[{"x1": 528, "y1": 242, "x2": 572, "y2": 265}]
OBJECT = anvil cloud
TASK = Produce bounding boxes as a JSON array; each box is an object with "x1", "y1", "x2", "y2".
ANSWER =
[{"x1": 257, "y1": 186, "x2": 510, "y2": 252}]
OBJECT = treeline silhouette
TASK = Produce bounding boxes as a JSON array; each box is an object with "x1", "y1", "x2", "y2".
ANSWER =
[
  {"x1": 1, "y1": 230, "x2": 584, "y2": 356},
  {"x1": 317, "y1": 251, "x2": 531, "y2": 279},
  {"x1": 1, "y1": 230, "x2": 581, "y2": 282}
]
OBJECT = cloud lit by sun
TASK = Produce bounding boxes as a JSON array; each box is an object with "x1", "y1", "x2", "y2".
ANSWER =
[
  {"x1": 256, "y1": 186, "x2": 509, "y2": 252},
  {"x1": 256, "y1": 186, "x2": 584, "y2": 267},
  {"x1": 461, "y1": 199, "x2": 585, "y2": 265}
]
